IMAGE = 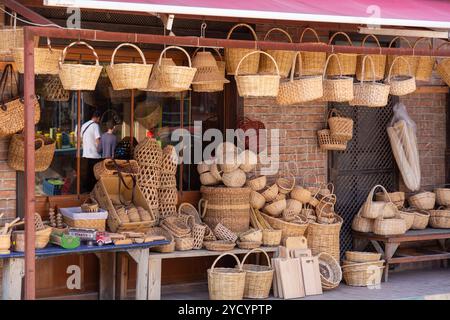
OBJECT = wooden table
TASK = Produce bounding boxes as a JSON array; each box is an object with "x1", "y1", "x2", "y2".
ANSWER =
[
  {"x1": 0, "y1": 240, "x2": 168, "y2": 300},
  {"x1": 147, "y1": 247, "x2": 279, "y2": 300},
  {"x1": 352, "y1": 228, "x2": 450, "y2": 282}
]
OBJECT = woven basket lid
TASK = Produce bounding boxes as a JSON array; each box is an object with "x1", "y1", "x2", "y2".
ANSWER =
[{"x1": 192, "y1": 51, "x2": 220, "y2": 69}]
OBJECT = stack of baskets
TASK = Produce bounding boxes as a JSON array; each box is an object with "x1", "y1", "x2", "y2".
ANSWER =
[
  {"x1": 317, "y1": 108, "x2": 353, "y2": 152},
  {"x1": 342, "y1": 251, "x2": 384, "y2": 287},
  {"x1": 158, "y1": 145, "x2": 179, "y2": 218}
]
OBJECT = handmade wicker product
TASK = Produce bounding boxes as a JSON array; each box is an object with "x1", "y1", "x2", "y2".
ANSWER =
[
  {"x1": 204, "y1": 240, "x2": 236, "y2": 251},
  {"x1": 291, "y1": 186, "x2": 312, "y2": 203},
  {"x1": 435, "y1": 188, "x2": 450, "y2": 207},
  {"x1": 373, "y1": 216, "x2": 407, "y2": 236},
  {"x1": 13, "y1": 39, "x2": 61, "y2": 75},
  {"x1": 385, "y1": 56, "x2": 416, "y2": 96},
  {"x1": 160, "y1": 174, "x2": 177, "y2": 188},
  {"x1": 213, "y1": 223, "x2": 238, "y2": 242},
  {"x1": 361, "y1": 184, "x2": 398, "y2": 219},
  {"x1": 261, "y1": 184, "x2": 279, "y2": 202},
  {"x1": 191, "y1": 48, "x2": 230, "y2": 92},
  {"x1": 134, "y1": 100, "x2": 161, "y2": 130},
  {"x1": 318, "y1": 252, "x2": 342, "y2": 290},
  {"x1": 342, "y1": 261, "x2": 384, "y2": 287},
  {"x1": 241, "y1": 248, "x2": 274, "y2": 299},
  {"x1": 178, "y1": 202, "x2": 202, "y2": 224},
  {"x1": 262, "y1": 229, "x2": 282, "y2": 246},
  {"x1": 0, "y1": 93, "x2": 40, "y2": 138},
  {"x1": 235, "y1": 51, "x2": 280, "y2": 98},
  {"x1": 137, "y1": 166, "x2": 161, "y2": 188},
  {"x1": 408, "y1": 191, "x2": 436, "y2": 210},
  {"x1": 260, "y1": 211, "x2": 308, "y2": 238},
  {"x1": 158, "y1": 204, "x2": 177, "y2": 219},
  {"x1": 200, "y1": 172, "x2": 220, "y2": 186},
  {"x1": 259, "y1": 28, "x2": 296, "y2": 78},
  {"x1": 192, "y1": 223, "x2": 206, "y2": 249},
  {"x1": 237, "y1": 241, "x2": 261, "y2": 250},
  {"x1": 139, "y1": 186, "x2": 159, "y2": 209},
  {"x1": 42, "y1": 76, "x2": 70, "y2": 102},
  {"x1": 429, "y1": 208, "x2": 450, "y2": 228},
  {"x1": 436, "y1": 42, "x2": 450, "y2": 87},
  {"x1": 8, "y1": 134, "x2": 55, "y2": 172},
  {"x1": 81, "y1": 197, "x2": 99, "y2": 213},
  {"x1": 239, "y1": 228, "x2": 263, "y2": 242},
  {"x1": 0, "y1": 26, "x2": 25, "y2": 58},
  {"x1": 208, "y1": 253, "x2": 245, "y2": 300},
  {"x1": 238, "y1": 150, "x2": 258, "y2": 173},
  {"x1": 93, "y1": 159, "x2": 139, "y2": 180},
  {"x1": 13, "y1": 226, "x2": 52, "y2": 251},
  {"x1": 326, "y1": 32, "x2": 357, "y2": 76},
  {"x1": 351, "y1": 208, "x2": 374, "y2": 233},
  {"x1": 263, "y1": 199, "x2": 287, "y2": 217},
  {"x1": 175, "y1": 237, "x2": 194, "y2": 251},
  {"x1": 345, "y1": 251, "x2": 382, "y2": 263},
  {"x1": 317, "y1": 129, "x2": 347, "y2": 151},
  {"x1": 137, "y1": 206, "x2": 153, "y2": 222},
  {"x1": 247, "y1": 175, "x2": 267, "y2": 191},
  {"x1": 327, "y1": 108, "x2": 353, "y2": 141},
  {"x1": 197, "y1": 162, "x2": 211, "y2": 175},
  {"x1": 157, "y1": 46, "x2": 197, "y2": 91},
  {"x1": 250, "y1": 190, "x2": 265, "y2": 210},
  {"x1": 160, "y1": 216, "x2": 191, "y2": 238},
  {"x1": 322, "y1": 54, "x2": 354, "y2": 102},
  {"x1": 410, "y1": 209, "x2": 430, "y2": 230},
  {"x1": 282, "y1": 199, "x2": 303, "y2": 221},
  {"x1": 58, "y1": 41, "x2": 103, "y2": 91},
  {"x1": 296, "y1": 28, "x2": 327, "y2": 76},
  {"x1": 158, "y1": 187, "x2": 178, "y2": 205},
  {"x1": 148, "y1": 227, "x2": 175, "y2": 253},
  {"x1": 276, "y1": 172, "x2": 296, "y2": 194},
  {"x1": 386, "y1": 37, "x2": 418, "y2": 77},
  {"x1": 224, "y1": 24, "x2": 260, "y2": 75},
  {"x1": 414, "y1": 38, "x2": 435, "y2": 82},
  {"x1": 375, "y1": 191, "x2": 405, "y2": 209},
  {"x1": 398, "y1": 210, "x2": 415, "y2": 230},
  {"x1": 307, "y1": 215, "x2": 343, "y2": 261},
  {"x1": 222, "y1": 169, "x2": 246, "y2": 188},
  {"x1": 134, "y1": 137, "x2": 163, "y2": 168},
  {"x1": 355, "y1": 34, "x2": 386, "y2": 81},
  {"x1": 161, "y1": 145, "x2": 178, "y2": 175}
]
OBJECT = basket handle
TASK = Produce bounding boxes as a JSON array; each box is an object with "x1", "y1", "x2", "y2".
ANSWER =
[
  {"x1": 437, "y1": 41, "x2": 450, "y2": 51},
  {"x1": 359, "y1": 55, "x2": 377, "y2": 84},
  {"x1": 235, "y1": 50, "x2": 279, "y2": 77},
  {"x1": 263, "y1": 28, "x2": 292, "y2": 43},
  {"x1": 192, "y1": 47, "x2": 223, "y2": 61},
  {"x1": 157, "y1": 46, "x2": 192, "y2": 68},
  {"x1": 289, "y1": 52, "x2": 301, "y2": 80},
  {"x1": 413, "y1": 38, "x2": 433, "y2": 51},
  {"x1": 300, "y1": 170, "x2": 319, "y2": 188},
  {"x1": 198, "y1": 198, "x2": 208, "y2": 218},
  {"x1": 322, "y1": 53, "x2": 343, "y2": 79},
  {"x1": 226, "y1": 23, "x2": 258, "y2": 42},
  {"x1": 299, "y1": 27, "x2": 321, "y2": 43},
  {"x1": 365, "y1": 184, "x2": 393, "y2": 214},
  {"x1": 388, "y1": 36, "x2": 413, "y2": 49},
  {"x1": 316, "y1": 193, "x2": 337, "y2": 217},
  {"x1": 386, "y1": 56, "x2": 413, "y2": 81},
  {"x1": 210, "y1": 252, "x2": 242, "y2": 271},
  {"x1": 59, "y1": 41, "x2": 100, "y2": 67},
  {"x1": 361, "y1": 34, "x2": 382, "y2": 54},
  {"x1": 35, "y1": 138, "x2": 45, "y2": 151},
  {"x1": 110, "y1": 43, "x2": 147, "y2": 67},
  {"x1": 327, "y1": 108, "x2": 343, "y2": 119},
  {"x1": 241, "y1": 248, "x2": 272, "y2": 268},
  {"x1": 328, "y1": 32, "x2": 353, "y2": 46}
]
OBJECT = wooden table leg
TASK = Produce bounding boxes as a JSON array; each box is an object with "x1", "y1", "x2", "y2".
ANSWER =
[
  {"x1": 437, "y1": 239, "x2": 449, "y2": 268},
  {"x1": 353, "y1": 238, "x2": 369, "y2": 251},
  {"x1": 95, "y1": 252, "x2": 116, "y2": 300},
  {"x1": 128, "y1": 249, "x2": 149, "y2": 300},
  {"x1": 116, "y1": 253, "x2": 129, "y2": 300},
  {"x1": 2, "y1": 258, "x2": 24, "y2": 300},
  {"x1": 383, "y1": 242, "x2": 400, "y2": 283},
  {"x1": 148, "y1": 256, "x2": 162, "y2": 300}
]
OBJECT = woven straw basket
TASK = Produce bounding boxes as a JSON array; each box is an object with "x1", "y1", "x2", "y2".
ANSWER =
[
  {"x1": 413, "y1": 38, "x2": 435, "y2": 82},
  {"x1": 235, "y1": 50, "x2": 280, "y2": 98},
  {"x1": 13, "y1": 38, "x2": 61, "y2": 75},
  {"x1": 8, "y1": 134, "x2": 55, "y2": 172},
  {"x1": 42, "y1": 76, "x2": 70, "y2": 102},
  {"x1": 277, "y1": 52, "x2": 323, "y2": 105},
  {"x1": 326, "y1": 32, "x2": 357, "y2": 76},
  {"x1": 157, "y1": 46, "x2": 197, "y2": 91},
  {"x1": 385, "y1": 56, "x2": 416, "y2": 96},
  {"x1": 435, "y1": 187, "x2": 450, "y2": 207},
  {"x1": 225, "y1": 24, "x2": 259, "y2": 75},
  {"x1": 260, "y1": 211, "x2": 308, "y2": 239},
  {"x1": 436, "y1": 42, "x2": 450, "y2": 87},
  {"x1": 408, "y1": 191, "x2": 436, "y2": 210},
  {"x1": 296, "y1": 28, "x2": 327, "y2": 76},
  {"x1": 106, "y1": 43, "x2": 153, "y2": 90},
  {"x1": 134, "y1": 100, "x2": 161, "y2": 130},
  {"x1": 241, "y1": 248, "x2": 274, "y2": 299},
  {"x1": 386, "y1": 37, "x2": 418, "y2": 77},
  {"x1": 58, "y1": 41, "x2": 103, "y2": 91},
  {"x1": 322, "y1": 54, "x2": 354, "y2": 102},
  {"x1": 191, "y1": 48, "x2": 229, "y2": 92},
  {"x1": 327, "y1": 108, "x2": 353, "y2": 141},
  {"x1": 351, "y1": 55, "x2": 390, "y2": 107},
  {"x1": 318, "y1": 252, "x2": 342, "y2": 290},
  {"x1": 0, "y1": 96, "x2": 40, "y2": 138},
  {"x1": 356, "y1": 34, "x2": 386, "y2": 81},
  {"x1": 208, "y1": 253, "x2": 246, "y2": 300},
  {"x1": 373, "y1": 216, "x2": 407, "y2": 236},
  {"x1": 352, "y1": 208, "x2": 374, "y2": 233},
  {"x1": 429, "y1": 209, "x2": 450, "y2": 229},
  {"x1": 260, "y1": 28, "x2": 296, "y2": 78},
  {"x1": 307, "y1": 215, "x2": 343, "y2": 261},
  {"x1": 317, "y1": 129, "x2": 347, "y2": 151}
]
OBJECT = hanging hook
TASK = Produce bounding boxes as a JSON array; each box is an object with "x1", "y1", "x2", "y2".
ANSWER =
[{"x1": 200, "y1": 22, "x2": 207, "y2": 38}]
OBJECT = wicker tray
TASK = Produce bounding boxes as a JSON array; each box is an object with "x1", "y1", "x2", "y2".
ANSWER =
[{"x1": 204, "y1": 240, "x2": 236, "y2": 251}]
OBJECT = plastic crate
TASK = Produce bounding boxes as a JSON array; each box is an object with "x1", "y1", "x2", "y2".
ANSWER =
[{"x1": 43, "y1": 178, "x2": 64, "y2": 196}]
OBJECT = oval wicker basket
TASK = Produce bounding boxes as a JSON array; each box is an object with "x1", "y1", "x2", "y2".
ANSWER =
[
  {"x1": 262, "y1": 229, "x2": 282, "y2": 246},
  {"x1": 322, "y1": 54, "x2": 354, "y2": 102},
  {"x1": 13, "y1": 39, "x2": 61, "y2": 75},
  {"x1": 241, "y1": 248, "x2": 274, "y2": 299},
  {"x1": 342, "y1": 263, "x2": 384, "y2": 287},
  {"x1": 385, "y1": 56, "x2": 416, "y2": 96},
  {"x1": 351, "y1": 208, "x2": 374, "y2": 233},
  {"x1": 296, "y1": 28, "x2": 327, "y2": 76},
  {"x1": 429, "y1": 209, "x2": 450, "y2": 229},
  {"x1": 276, "y1": 172, "x2": 296, "y2": 194},
  {"x1": 408, "y1": 191, "x2": 436, "y2": 210},
  {"x1": 261, "y1": 183, "x2": 279, "y2": 202},
  {"x1": 282, "y1": 199, "x2": 303, "y2": 221},
  {"x1": 157, "y1": 46, "x2": 197, "y2": 91},
  {"x1": 134, "y1": 100, "x2": 161, "y2": 130},
  {"x1": 398, "y1": 210, "x2": 415, "y2": 230},
  {"x1": 260, "y1": 211, "x2": 308, "y2": 239},
  {"x1": 260, "y1": 28, "x2": 295, "y2": 78},
  {"x1": 318, "y1": 252, "x2": 342, "y2": 290},
  {"x1": 326, "y1": 32, "x2": 357, "y2": 76},
  {"x1": 345, "y1": 251, "x2": 382, "y2": 263},
  {"x1": 237, "y1": 241, "x2": 261, "y2": 250},
  {"x1": 224, "y1": 24, "x2": 259, "y2": 76},
  {"x1": 148, "y1": 227, "x2": 175, "y2": 253},
  {"x1": 355, "y1": 34, "x2": 386, "y2": 81},
  {"x1": 291, "y1": 186, "x2": 312, "y2": 203},
  {"x1": 375, "y1": 191, "x2": 405, "y2": 209},
  {"x1": 373, "y1": 216, "x2": 407, "y2": 236},
  {"x1": 175, "y1": 237, "x2": 194, "y2": 251},
  {"x1": 409, "y1": 209, "x2": 430, "y2": 230},
  {"x1": 327, "y1": 108, "x2": 353, "y2": 141},
  {"x1": 207, "y1": 253, "x2": 245, "y2": 300},
  {"x1": 247, "y1": 175, "x2": 267, "y2": 191},
  {"x1": 435, "y1": 188, "x2": 450, "y2": 207}
]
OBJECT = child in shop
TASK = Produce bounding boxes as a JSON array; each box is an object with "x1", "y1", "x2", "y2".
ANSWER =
[{"x1": 98, "y1": 121, "x2": 117, "y2": 159}]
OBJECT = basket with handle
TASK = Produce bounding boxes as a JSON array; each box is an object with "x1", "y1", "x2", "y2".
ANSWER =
[
  {"x1": 8, "y1": 134, "x2": 55, "y2": 172},
  {"x1": 13, "y1": 38, "x2": 61, "y2": 75},
  {"x1": 327, "y1": 108, "x2": 353, "y2": 141},
  {"x1": 386, "y1": 37, "x2": 418, "y2": 77},
  {"x1": 225, "y1": 24, "x2": 259, "y2": 75},
  {"x1": 277, "y1": 51, "x2": 323, "y2": 105},
  {"x1": 307, "y1": 214, "x2": 343, "y2": 261},
  {"x1": 405, "y1": 208, "x2": 430, "y2": 230},
  {"x1": 373, "y1": 215, "x2": 407, "y2": 236},
  {"x1": 261, "y1": 183, "x2": 279, "y2": 202},
  {"x1": 42, "y1": 76, "x2": 70, "y2": 102},
  {"x1": 58, "y1": 41, "x2": 103, "y2": 91},
  {"x1": 240, "y1": 248, "x2": 274, "y2": 299},
  {"x1": 235, "y1": 50, "x2": 281, "y2": 98},
  {"x1": 158, "y1": 46, "x2": 197, "y2": 91},
  {"x1": 106, "y1": 43, "x2": 153, "y2": 90},
  {"x1": 436, "y1": 42, "x2": 450, "y2": 87},
  {"x1": 351, "y1": 207, "x2": 374, "y2": 233},
  {"x1": 93, "y1": 159, "x2": 139, "y2": 180},
  {"x1": 326, "y1": 32, "x2": 357, "y2": 76},
  {"x1": 385, "y1": 56, "x2": 416, "y2": 96},
  {"x1": 350, "y1": 55, "x2": 390, "y2": 107},
  {"x1": 296, "y1": 27, "x2": 327, "y2": 76},
  {"x1": 259, "y1": 28, "x2": 296, "y2": 78},
  {"x1": 142, "y1": 57, "x2": 184, "y2": 93},
  {"x1": 276, "y1": 169, "x2": 296, "y2": 194},
  {"x1": 282, "y1": 199, "x2": 303, "y2": 221},
  {"x1": 375, "y1": 191, "x2": 405, "y2": 209},
  {"x1": 260, "y1": 211, "x2": 308, "y2": 239},
  {"x1": 361, "y1": 185, "x2": 398, "y2": 219},
  {"x1": 192, "y1": 47, "x2": 229, "y2": 92},
  {"x1": 413, "y1": 38, "x2": 435, "y2": 82},
  {"x1": 398, "y1": 210, "x2": 415, "y2": 230},
  {"x1": 317, "y1": 129, "x2": 347, "y2": 151},
  {"x1": 355, "y1": 34, "x2": 386, "y2": 81},
  {"x1": 207, "y1": 253, "x2": 246, "y2": 300},
  {"x1": 322, "y1": 54, "x2": 354, "y2": 102}
]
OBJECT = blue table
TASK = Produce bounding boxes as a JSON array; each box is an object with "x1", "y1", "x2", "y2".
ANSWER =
[{"x1": 1, "y1": 240, "x2": 169, "y2": 300}]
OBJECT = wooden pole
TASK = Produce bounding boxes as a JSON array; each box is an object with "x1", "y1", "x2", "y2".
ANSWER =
[
  {"x1": 130, "y1": 89, "x2": 135, "y2": 154},
  {"x1": 76, "y1": 91, "x2": 81, "y2": 196},
  {"x1": 23, "y1": 27, "x2": 36, "y2": 300}
]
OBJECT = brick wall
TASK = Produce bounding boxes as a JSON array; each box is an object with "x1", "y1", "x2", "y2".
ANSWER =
[{"x1": 0, "y1": 137, "x2": 16, "y2": 222}]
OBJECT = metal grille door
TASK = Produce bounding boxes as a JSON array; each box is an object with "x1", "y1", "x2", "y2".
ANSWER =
[{"x1": 329, "y1": 97, "x2": 398, "y2": 259}]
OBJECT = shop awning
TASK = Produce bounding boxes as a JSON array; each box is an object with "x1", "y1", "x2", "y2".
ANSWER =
[{"x1": 44, "y1": 0, "x2": 450, "y2": 29}]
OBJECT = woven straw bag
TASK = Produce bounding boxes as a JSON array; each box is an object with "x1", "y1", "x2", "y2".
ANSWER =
[
  {"x1": 385, "y1": 56, "x2": 416, "y2": 96},
  {"x1": 142, "y1": 57, "x2": 182, "y2": 93},
  {"x1": 42, "y1": 76, "x2": 70, "y2": 102},
  {"x1": 208, "y1": 253, "x2": 246, "y2": 300},
  {"x1": 191, "y1": 48, "x2": 229, "y2": 92},
  {"x1": 326, "y1": 32, "x2": 357, "y2": 76},
  {"x1": 413, "y1": 38, "x2": 435, "y2": 82},
  {"x1": 8, "y1": 134, "x2": 55, "y2": 172},
  {"x1": 351, "y1": 207, "x2": 374, "y2": 233},
  {"x1": 157, "y1": 46, "x2": 197, "y2": 91},
  {"x1": 327, "y1": 108, "x2": 353, "y2": 141},
  {"x1": 373, "y1": 215, "x2": 407, "y2": 236},
  {"x1": 356, "y1": 34, "x2": 386, "y2": 81},
  {"x1": 436, "y1": 42, "x2": 450, "y2": 87},
  {"x1": 13, "y1": 38, "x2": 61, "y2": 75},
  {"x1": 386, "y1": 37, "x2": 418, "y2": 77},
  {"x1": 351, "y1": 55, "x2": 390, "y2": 108},
  {"x1": 58, "y1": 41, "x2": 103, "y2": 91},
  {"x1": 322, "y1": 54, "x2": 354, "y2": 102},
  {"x1": 277, "y1": 52, "x2": 323, "y2": 105},
  {"x1": 361, "y1": 185, "x2": 398, "y2": 219},
  {"x1": 241, "y1": 248, "x2": 274, "y2": 299},
  {"x1": 106, "y1": 43, "x2": 153, "y2": 90},
  {"x1": 235, "y1": 50, "x2": 280, "y2": 98},
  {"x1": 296, "y1": 28, "x2": 327, "y2": 76},
  {"x1": 317, "y1": 129, "x2": 347, "y2": 151},
  {"x1": 260, "y1": 28, "x2": 296, "y2": 78},
  {"x1": 225, "y1": 24, "x2": 259, "y2": 75}
]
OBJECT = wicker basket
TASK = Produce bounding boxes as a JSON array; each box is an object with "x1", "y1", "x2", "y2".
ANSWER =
[
  {"x1": 351, "y1": 208, "x2": 374, "y2": 233},
  {"x1": 408, "y1": 191, "x2": 436, "y2": 210},
  {"x1": 356, "y1": 34, "x2": 386, "y2": 81},
  {"x1": 436, "y1": 42, "x2": 450, "y2": 86},
  {"x1": 158, "y1": 203, "x2": 177, "y2": 219},
  {"x1": 350, "y1": 55, "x2": 390, "y2": 108},
  {"x1": 318, "y1": 252, "x2": 342, "y2": 290},
  {"x1": 204, "y1": 240, "x2": 236, "y2": 252},
  {"x1": 435, "y1": 188, "x2": 450, "y2": 207},
  {"x1": 262, "y1": 229, "x2": 282, "y2": 246},
  {"x1": 326, "y1": 32, "x2": 357, "y2": 76},
  {"x1": 160, "y1": 174, "x2": 177, "y2": 189},
  {"x1": 317, "y1": 129, "x2": 347, "y2": 151},
  {"x1": 413, "y1": 38, "x2": 435, "y2": 82},
  {"x1": 192, "y1": 223, "x2": 206, "y2": 249},
  {"x1": 174, "y1": 237, "x2": 194, "y2": 251},
  {"x1": 385, "y1": 56, "x2": 416, "y2": 96},
  {"x1": 0, "y1": 234, "x2": 11, "y2": 254},
  {"x1": 238, "y1": 150, "x2": 257, "y2": 173},
  {"x1": 398, "y1": 210, "x2": 415, "y2": 230},
  {"x1": 158, "y1": 187, "x2": 178, "y2": 205},
  {"x1": 409, "y1": 209, "x2": 430, "y2": 230},
  {"x1": 307, "y1": 215, "x2": 343, "y2": 261},
  {"x1": 342, "y1": 263, "x2": 384, "y2": 287},
  {"x1": 12, "y1": 226, "x2": 52, "y2": 252},
  {"x1": 42, "y1": 76, "x2": 70, "y2": 102},
  {"x1": 134, "y1": 100, "x2": 161, "y2": 130},
  {"x1": 296, "y1": 28, "x2": 327, "y2": 76},
  {"x1": 208, "y1": 253, "x2": 245, "y2": 300},
  {"x1": 13, "y1": 40, "x2": 61, "y2": 75},
  {"x1": 134, "y1": 137, "x2": 162, "y2": 168},
  {"x1": 214, "y1": 223, "x2": 238, "y2": 242},
  {"x1": 157, "y1": 46, "x2": 197, "y2": 91},
  {"x1": 161, "y1": 145, "x2": 178, "y2": 175},
  {"x1": 94, "y1": 159, "x2": 139, "y2": 180},
  {"x1": 345, "y1": 251, "x2": 381, "y2": 263},
  {"x1": 429, "y1": 209, "x2": 450, "y2": 229},
  {"x1": 148, "y1": 227, "x2": 175, "y2": 253},
  {"x1": 178, "y1": 202, "x2": 202, "y2": 224},
  {"x1": 62, "y1": 212, "x2": 107, "y2": 231},
  {"x1": 235, "y1": 50, "x2": 280, "y2": 98},
  {"x1": 0, "y1": 26, "x2": 24, "y2": 58},
  {"x1": 8, "y1": 134, "x2": 55, "y2": 172},
  {"x1": 260, "y1": 211, "x2": 308, "y2": 239},
  {"x1": 237, "y1": 241, "x2": 261, "y2": 250},
  {"x1": 386, "y1": 37, "x2": 418, "y2": 77},
  {"x1": 191, "y1": 48, "x2": 230, "y2": 93},
  {"x1": 106, "y1": 43, "x2": 153, "y2": 90},
  {"x1": 328, "y1": 108, "x2": 353, "y2": 141},
  {"x1": 197, "y1": 162, "x2": 211, "y2": 175},
  {"x1": 239, "y1": 228, "x2": 263, "y2": 242},
  {"x1": 361, "y1": 185, "x2": 398, "y2": 219},
  {"x1": 225, "y1": 24, "x2": 259, "y2": 75},
  {"x1": 199, "y1": 186, "x2": 251, "y2": 233},
  {"x1": 282, "y1": 199, "x2": 303, "y2": 221},
  {"x1": 250, "y1": 190, "x2": 265, "y2": 210},
  {"x1": 200, "y1": 172, "x2": 220, "y2": 186},
  {"x1": 247, "y1": 175, "x2": 267, "y2": 191},
  {"x1": 241, "y1": 248, "x2": 274, "y2": 298},
  {"x1": 58, "y1": 41, "x2": 103, "y2": 91},
  {"x1": 373, "y1": 216, "x2": 407, "y2": 236},
  {"x1": 260, "y1": 28, "x2": 296, "y2": 78},
  {"x1": 375, "y1": 191, "x2": 405, "y2": 209},
  {"x1": 137, "y1": 166, "x2": 161, "y2": 189},
  {"x1": 160, "y1": 216, "x2": 191, "y2": 238},
  {"x1": 322, "y1": 54, "x2": 354, "y2": 102},
  {"x1": 261, "y1": 183, "x2": 279, "y2": 202},
  {"x1": 291, "y1": 186, "x2": 312, "y2": 203},
  {"x1": 222, "y1": 169, "x2": 247, "y2": 188},
  {"x1": 0, "y1": 94, "x2": 40, "y2": 138},
  {"x1": 81, "y1": 197, "x2": 99, "y2": 213}
]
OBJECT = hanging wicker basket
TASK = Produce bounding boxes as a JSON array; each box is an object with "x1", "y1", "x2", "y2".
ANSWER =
[
  {"x1": 13, "y1": 38, "x2": 61, "y2": 75},
  {"x1": 317, "y1": 129, "x2": 347, "y2": 151},
  {"x1": 385, "y1": 56, "x2": 416, "y2": 96},
  {"x1": 322, "y1": 54, "x2": 354, "y2": 102},
  {"x1": 356, "y1": 34, "x2": 386, "y2": 81},
  {"x1": 157, "y1": 46, "x2": 197, "y2": 91},
  {"x1": 351, "y1": 55, "x2": 390, "y2": 107},
  {"x1": 58, "y1": 41, "x2": 103, "y2": 91},
  {"x1": 326, "y1": 32, "x2": 357, "y2": 76},
  {"x1": 225, "y1": 24, "x2": 259, "y2": 75},
  {"x1": 386, "y1": 37, "x2": 418, "y2": 77},
  {"x1": 436, "y1": 42, "x2": 450, "y2": 87},
  {"x1": 413, "y1": 38, "x2": 435, "y2": 82},
  {"x1": 296, "y1": 27, "x2": 327, "y2": 76},
  {"x1": 8, "y1": 134, "x2": 55, "y2": 172},
  {"x1": 42, "y1": 76, "x2": 70, "y2": 102},
  {"x1": 260, "y1": 28, "x2": 296, "y2": 78},
  {"x1": 235, "y1": 50, "x2": 280, "y2": 98},
  {"x1": 327, "y1": 108, "x2": 353, "y2": 141}
]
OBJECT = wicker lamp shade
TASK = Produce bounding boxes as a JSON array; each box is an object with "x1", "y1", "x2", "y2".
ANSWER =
[{"x1": 192, "y1": 48, "x2": 230, "y2": 92}]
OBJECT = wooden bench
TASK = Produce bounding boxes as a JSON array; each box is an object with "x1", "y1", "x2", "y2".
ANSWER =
[
  {"x1": 0, "y1": 240, "x2": 168, "y2": 300},
  {"x1": 352, "y1": 228, "x2": 450, "y2": 282},
  {"x1": 145, "y1": 247, "x2": 279, "y2": 300}
]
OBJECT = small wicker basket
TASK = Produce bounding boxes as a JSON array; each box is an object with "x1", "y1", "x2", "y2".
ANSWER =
[
  {"x1": 385, "y1": 56, "x2": 416, "y2": 96},
  {"x1": 414, "y1": 38, "x2": 435, "y2": 82},
  {"x1": 322, "y1": 54, "x2": 354, "y2": 102},
  {"x1": 326, "y1": 32, "x2": 357, "y2": 76},
  {"x1": 327, "y1": 108, "x2": 353, "y2": 141},
  {"x1": 260, "y1": 28, "x2": 295, "y2": 78},
  {"x1": 296, "y1": 28, "x2": 327, "y2": 76},
  {"x1": 224, "y1": 24, "x2": 259, "y2": 75},
  {"x1": 13, "y1": 39, "x2": 61, "y2": 75},
  {"x1": 345, "y1": 251, "x2": 382, "y2": 263},
  {"x1": 408, "y1": 191, "x2": 436, "y2": 210},
  {"x1": 317, "y1": 129, "x2": 347, "y2": 151},
  {"x1": 262, "y1": 229, "x2": 282, "y2": 246},
  {"x1": 157, "y1": 46, "x2": 197, "y2": 91},
  {"x1": 355, "y1": 34, "x2": 386, "y2": 81},
  {"x1": 175, "y1": 237, "x2": 194, "y2": 251}
]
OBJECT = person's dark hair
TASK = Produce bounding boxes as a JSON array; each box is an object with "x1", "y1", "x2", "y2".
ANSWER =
[
  {"x1": 92, "y1": 110, "x2": 102, "y2": 119},
  {"x1": 106, "y1": 120, "x2": 115, "y2": 131}
]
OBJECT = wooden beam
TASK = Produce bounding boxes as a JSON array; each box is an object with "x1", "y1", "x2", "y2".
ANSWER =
[
  {"x1": 414, "y1": 86, "x2": 449, "y2": 94},
  {"x1": 359, "y1": 27, "x2": 450, "y2": 40}
]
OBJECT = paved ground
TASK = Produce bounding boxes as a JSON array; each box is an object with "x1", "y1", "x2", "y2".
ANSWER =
[{"x1": 161, "y1": 268, "x2": 450, "y2": 300}]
